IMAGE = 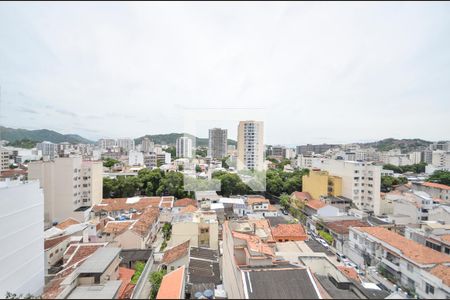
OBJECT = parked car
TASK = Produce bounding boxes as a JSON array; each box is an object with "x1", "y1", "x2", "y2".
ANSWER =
[
  {"x1": 318, "y1": 239, "x2": 329, "y2": 248},
  {"x1": 336, "y1": 252, "x2": 346, "y2": 262},
  {"x1": 281, "y1": 209, "x2": 289, "y2": 215}
]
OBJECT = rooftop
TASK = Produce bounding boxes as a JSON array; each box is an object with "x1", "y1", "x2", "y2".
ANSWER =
[
  {"x1": 156, "y1": 266, "x2": 186, "y2": 299},
  {"x1": 306, "y1": 199, "x2": 327, "y2": 210},
  {"x1": 77, "y1": 247, "x2": 121, "y2": 274},
  {"x1": 130, "y1": 207, "x2": 160, "y2": 237},
  {"x1": 67, "y1": 280, "x2": 122, "y2": 299},
  {"x1": 162, "y1": 240, "x2": 190, "y2": 265},
  {"x1": 324, "y1": 220, "x2": 370, "y2": 235},
  {"x1": 271, "y1": 224, "x2": 307, "y2": 240},
  {"x1": 422, "y1": 182, "x2": 450, "y2": 190},
  {"x1": 430, "y1": 264, "x2": 450, "y2": 286},
  {"x1": 45, "y1": 235, "x2": 70, "y2": 250},
  {"x1": 180, "y1": 204, "x2": 198, "y2": 214},
  {"x1": 242, "y1": 267, "x2": 320, "y2": 299},
  {"x1": 55, "y1": 218, "x2": 81, "y2": 230},
  {"x1": 174, "y1": 198, "x2": 197, "y2": 207},
  {"x1": 354, "y1": 227, "x2": 450, "y2": 265},
  {"x1": 291, "y1": 191, "x2": 312, "y2": 201}
]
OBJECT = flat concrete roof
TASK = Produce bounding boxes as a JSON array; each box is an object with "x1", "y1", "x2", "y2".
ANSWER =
[
  {"x1": 67, "y1": 280, "x2": 122, "y2": 299},
  {"x1": 77, "y1": 247, "x2": 121, "y2": 274}
]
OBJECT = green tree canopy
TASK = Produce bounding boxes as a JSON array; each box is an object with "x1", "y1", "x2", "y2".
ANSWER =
[{"x1": 427, "y1": 170, "x2": 450, "y2": 186}]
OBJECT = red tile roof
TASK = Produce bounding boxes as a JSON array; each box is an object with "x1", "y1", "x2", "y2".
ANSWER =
[
  {"x1": 118, "y1": 267, "x2": 136, "y2": 299},
  {"x1": 422, "y1": 182, "x2": 450, "y2": 190},
  {"x1": 131, "y1": 207, "x2": 160, "y2": 237},
  {"x1": 271, "y1": 224, "x2": 307, "y2": 240},
  {"x1": 430, "y1": 264, "x2": 450, "y2": 286},
  {"x1": 44, "y1": 235, "x2": 70, "y2": 250},
  {"x1": 292, "y1": 191, "x2": 312, "y2": 201},
  {"x1": 103, "y1": 221, "x2": 135, "y2": 235},
  {"x1": 306, "y1": 199, "x2": 327, "y2": 210},
  {"x1": 232, "y1": 231, "x2": 274, "y2": 256},
  {"x1": 162, "y1": 240, "x2": 190, "y2": 264},
  {"x1": 174, "y1": 198, "x2": 197, "y2": 207},
  {"x1": 338, "y1": 266, "x2": 360, "y2": 282},
  {"x1": 55, "y1": 218, "x2": 80, "y2": 230},
  {"x1": 156, "y1": 266, "x2": 185, "y2": 299},
  {"x1": 180, "y1": 205, "x2": 198, "y2": 214},
  {"x1": 354, "y1": 227, "x2": 450, "y2": 265},
  {"x1": 324, "y1": 220, "x2": 370, "y2": 235},
  {"x1": 92, "y1": 197, "x2": 162, "y2": 213},
  {"x1": 248, "y1": 197, "x2": 270, "y2": 205}
]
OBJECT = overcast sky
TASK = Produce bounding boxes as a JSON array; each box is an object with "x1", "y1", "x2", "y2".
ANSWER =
[{"x1": 0, "y1": 2, "x2": 449, "y2": 145}]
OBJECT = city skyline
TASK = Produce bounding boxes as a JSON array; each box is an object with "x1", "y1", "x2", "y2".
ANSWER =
[{"x1": 1, "y1": 2, "x2": 450, "y2": 144}]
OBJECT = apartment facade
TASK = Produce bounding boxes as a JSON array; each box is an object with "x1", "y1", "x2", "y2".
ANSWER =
[
  {"x1": 208, "y1": 128, "x2": 227, "y2": 159},
  {"x1": 302, "y1": 170, "x2": 342, "y2": 199},
  {"x1": 237, "y1": 120, "x2": 264, "y2": 171},
  {"x1": 0, "y1": 180, "x2": 45, "y2": 297},
  {"x1": 128, "y1": 150, "x2": 144, "y2": 166},
  {"x1": 37, "y1": 141, "x2": 57, "y2": 160},
  {"x1": 0, "y1": 147, "x2": 9, "y2": 171},
  {"x1": 141, "y1": 137, "x2": 154, "y2": 153},
  {"x1": 98, "y1": 139, "x2": 116, "y2": 150},
  {"x1": 347, "y1": 227, "x2": 450, "y2": 299},
  {"x1": 117, "y1": 138, "x2": 135, "y2": 152},
  {"x1": 176, "y1": 136, "x2": 193, "y2": 158},
  {"x1": 28, "y1": 156, "x2": 103, "y2": 228}
]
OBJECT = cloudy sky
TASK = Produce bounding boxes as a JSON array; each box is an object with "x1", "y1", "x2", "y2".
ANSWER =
[{"x1": 0, "y1": 2, "x2": 449, "y2": 145}]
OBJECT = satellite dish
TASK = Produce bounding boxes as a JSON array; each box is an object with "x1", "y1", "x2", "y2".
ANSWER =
[{"x1": 203, "y1": 289, "x2": 214, "y2": 298}]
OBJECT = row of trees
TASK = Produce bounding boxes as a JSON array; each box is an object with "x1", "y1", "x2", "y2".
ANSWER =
[
  {"x1": 427, "y1": 170, "x2": 450, "y2": 186},
  {"x1": 383, "y1": 162, "x2": 427, "y2": 174},
  {"x1": 381, "y1": 175, "x2": 408, "y2": 192},
  {"x1": 103, "y1": 169, "x2": 192, "y2": 199}
]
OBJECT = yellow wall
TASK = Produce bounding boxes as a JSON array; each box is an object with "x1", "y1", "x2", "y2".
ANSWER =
[{"x1": 302, "y1": 171, "x2": 342, "y2": 199}]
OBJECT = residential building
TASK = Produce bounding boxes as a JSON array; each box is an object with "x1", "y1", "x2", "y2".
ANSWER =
[
  {"x1": 413, "y1": 182, "x2": 450, "y2": 202},
  {"x1": 172, "y1": 198, "x2": 198, "y2": 214},
  {"x1": 296, "y1": 144, "x2": 336, "y2": 155},
  {"x1": 37, "y1": 141, "x2": 57, "y2": 160},
  {"x1": 128, "y1": 150, "x2": 144, "y2": 166},
  {"x1": 160, "y1": 240, "x2": 190, "y2": 272},
  {"x1": 117, "y1": 138, "x2": 135, "y2": 152},
  {"x1": 314, "y1": 159, "x2": 382, "y2": 215},
  {"x1": 28, "y1": 156, "x2": 103, "y2": 228},
  {"x1": 237, "y1": 120, "x2": 264, "y2": 171},
  {"x1": 141, "y1": 137, "x2": 154, "y2": 153},
  {"x1": 386, "y1": 190, "x2": 439, "y2": 224},
  {"x1": 271, "y1": 224, "x2": 307, "y2": 242},
  {"x1": 186, "y1": 247, "x2": 221, "y2": 297},
  {"x1": 270, "y1": 145, "x2": 286, "y2": 159},
  {"x1": 98, "y1": 139, "x2": 116, "y2": 150},
  {"x1": 0, "y1": 180, "x2": 44, "y2": 297},
  {"x1": 176, "y1": 136, "x2": 193, "y2": 158},
  {"x1": 302, "y1": 169, "x2": 343, "y2": 199},
  {"x1": 92, "y1": 196, "x2": 172, "y2": 219},
  {"x1": 222, "y1": 220, "x2": 323, "y2": 299},
  {"x1": 347, "y1": 226, "x2": 450, "y2": 299},
  {"x1": 171, "y1": 210, "x2": 219, "y2": 250},
  {"x1": 156, "y1": 266, "x2": 186, "y2": 300},
  {"x1": 432, "y1": 150, "x2": 450, "y2": 169},
  {"x1": 246, "y1": 195, "x2": 278, "y2": 217},
  {"x1": 0, "y1": 147, "x2": 9, "y2": 171},
  {"x1": 208, "y1": 128, "x2": 227, "y2": 159},
  {"x1": 430, "y1": 141, "x2": 450, "y2": 152},
  {"x1": 405, "y1": 221, "x2": 450, "y2": 255}
]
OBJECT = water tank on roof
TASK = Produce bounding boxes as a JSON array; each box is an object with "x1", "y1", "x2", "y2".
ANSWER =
[
  {"x1": 194, "y1": 292, "x2": 203, "y2": 299},
  {"x1": 203, "y1": 289, "x2": 214, "y2": 299}
]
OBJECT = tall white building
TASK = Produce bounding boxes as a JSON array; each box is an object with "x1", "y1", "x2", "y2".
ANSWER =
[
  {"x1": 116, "y1": 138, "x2": 135, "y2": 152},
  {"x1": 0, "y1": 147, "x2": 9, "y2": 171},
  {"x1": 0, "y1": 180, "x2": 44, "y2": 297},
  {"x1": 237, "y1": 121, "x2": 264, "y2": 171},
  {"x1": 28, "y1": 156, "x2": 103, "y2": 228},
  {"x1": 98, "y1": 138, "x2": 116, "y2": 150},
  {"x1": 176, "y1": 136, "x2": 193, "y2": 158},
  {"x1": 208, "y1": 128, "x2": 228, "y2": 159},
  {"x1": 36, "y1": 141, "x2": 56, "y2": 160},
  {"x1": 141, "y1": 137, "x2": 154, "y2": 153},
  {"x1": 128, "y1": 150, "x2": 144, "y2": 166},
  {"x1": 432, "y1": 150, "x2": 450, "y2": 169}
]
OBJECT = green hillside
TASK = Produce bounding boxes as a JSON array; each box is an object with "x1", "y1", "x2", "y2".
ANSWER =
[{"x1": 0, "y1": 126, "x2": 94, "y2": 144}]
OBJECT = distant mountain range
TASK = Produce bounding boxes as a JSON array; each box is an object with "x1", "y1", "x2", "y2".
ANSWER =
[
  {"x1": 357, "y1": 138, "x2": 433, "y2": 152},
  {"x1": 0, "y1": 126, "x2": 94, "y2": 145},
  {"x1": 135, "y1": 133, "x2": 237, "y2": 147},
  {"x1": 0, "y1": 127, "x2": 435, "y2": 152}
]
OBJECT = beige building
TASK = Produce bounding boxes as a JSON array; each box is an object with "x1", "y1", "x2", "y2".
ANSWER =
[
  {"x1": 28, "y1": 156, "x2": 103, "y2": 228},
  {"x1": 171, "y1": 211, "x2": 219, "y2": 250},
  {"x1": 237, "y1": 120, "x2": 264, "y2": 171}
]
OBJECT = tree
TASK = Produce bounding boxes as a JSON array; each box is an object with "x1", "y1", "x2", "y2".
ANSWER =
[
  {"x1": 221, "y1": 156, "x2": 230, "y2": 169},
  {"x1": 149, "y1": 270, "x2": 167, "y2": 299},
  {"x1": 164, "y1": 146, "x2": 176, "y2": 158},
  {"x1": 178, "y1": 164, "x2": 184, "y2": 171},
  {"x1": 427, "y1": 170, "x2": 450, "y2": 186},
  {"x1": 195, "y1": 165, "x2": 202, "y2": 173},
  {"x1": 9, "y1": 164, "x2": 18, "y2": 169},
  {"x1": 103, "y1": 158, "x2": 119, "y2": 168},
  {"x1": 279, "y1": 193, "x2": 290, "y2": 209},
  {"x1": 162, "y1": 223, "x2": 172, "y2": 240},
  {"x1": 195, "y1": 148, "x2": 207, "y2": 157}
]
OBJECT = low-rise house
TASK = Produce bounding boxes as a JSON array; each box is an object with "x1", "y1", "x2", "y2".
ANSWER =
[
  {"x1": 413, "y1": 182, "x2": 450, "y2": 202},
  {"x1": 218, "y1": 197, "x2": 248, "y2": 218},
  {"x1": 319, "y1": 219, "x2": 370, "y2": 254},
  {"x1": 246, "y1": 196, "x2": 278, "y2": 217},
  {"x1": 271, "y1": 224, "x2": 308, "y2": 242},
  {"x1": 172, "y1": 198, "x2": 197, "y2": 214},
  {"x1": 156, "y1": 265, "x2": 186, "y2": 300},
  {"x1": 347, "y1": 226, "x2": 450, "y2": 299},
  {"x1": 428, "y1": 205, "x2": 450, "y2": 223},
  {"x1": 405, "y1": 221, "x2": 450, "y2": 255},
  {"x1": 92, "y1": 196, "x2": 171, "y2": 219},
  {"x1": 186, "y1": 247, "x2": 221, "y2": 297},
  {"x1": 161, "y1": 240, "x2": 190, "y2": 272},
  {"x1": 171, "y1": 210, "x2": 219, "y2": 250},
  {"x1": 45, "y1": 235, "x2": 72, "y2": 275},
  {"x1": 386, "y1": 190, "x2": 440, "y2": 224},
  {"x1": 100, "y1": 207, "x2": 160, "y2": 249},
  {"x1": 119, "y1": 249, "x2": 153, "y2": 269}
]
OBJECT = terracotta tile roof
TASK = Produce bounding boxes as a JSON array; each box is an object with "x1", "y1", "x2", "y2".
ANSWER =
[
  {"x1": 180, "y1": 205, "x2": 198, "y2": 214},
  {"x1": 292, "y1": 191, "x2": 312, "y2": 201},
  {"x1": 131, "y1": 207, "x2": 160, "y2": 237},
  {"x1": 232, "y1": 231, "x2": 274, "y2": 256},
  {"x1": 271, "y1": 224, "x2": 307, "y2": 240},
  {"x1": 156, "y1": 266, "x2": 185, "y2": 299},
  {"x1": 248, "y1": 219, "x2": 275, "y2": 242},
  {"x1": 45, "y1": 235, "x2": 70, "y2": 250},
  {"x1": 441, "y1": 234, "x2": 450, "y2": 244},
  {"x1": 0, "y1": 169, "x2": 27, "y2": 178},
  {"x1": 92, "y1": 197, "x2": 162, "y2": 213},
  {"x1": 55, "y1": 218, "x2": 81, "y2": 230},
  {"x1": 174, "y1": 198, "x2": 197, "y2": 207},
  {"x1": 354, "y1": 227, "x2": 450, "y2": 265},
  {"x1": 118, "y1": 267, "x2": 136, "y2": 299},
  {"x1": 64, "y1": 243, "x2": 106, "y2": 268},
  {"x1": 337, "y1": 266, "x2": 360, "y2": 282},
  {"x1": 120, "y1": 283, "x2": 135, "y2": 299},
  {"x1": 306, "y1": 199, "x2": 327, "y2": 210},
  {"x1": 429, "y1": 264, "x2": 450, "y2": 286},
  {"x1": 324, "y1": 220, "x2": 370, "y2": 235},
  {"x1": 103, "y1": 221, "x2": 135, "y2": 235},
  {"x1": 247, "y1": 197, "x2": 270, "y2": 205},
  {"x1": 162, "y1": 240, "x2": 190, "y2": 264},
  {"x1": 422, "y1": 182, "x2": 450, "y2": 190}
]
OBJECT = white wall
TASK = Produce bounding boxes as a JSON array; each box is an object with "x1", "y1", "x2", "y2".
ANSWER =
[{"x1": 0, "y1": 180, "x2": 44, "y2": 297}]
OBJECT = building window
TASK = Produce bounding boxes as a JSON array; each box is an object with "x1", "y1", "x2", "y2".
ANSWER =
[
  {"x1": 426, "y1": 283, "x2": 435, "y2": 295},
  {"x1": 407, "y1": 263, "x2": 413, "y2": 272}
]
